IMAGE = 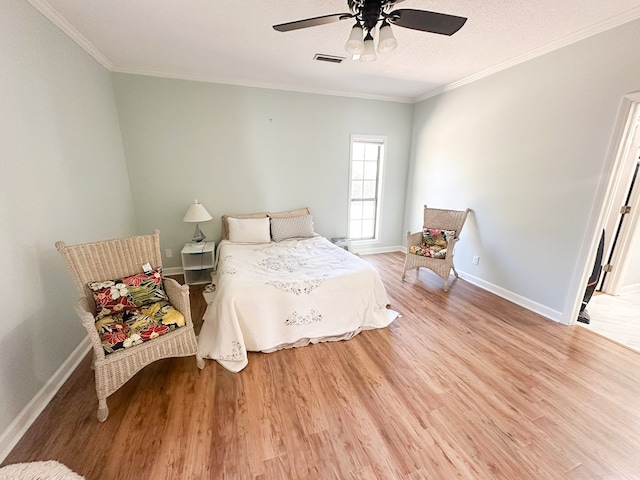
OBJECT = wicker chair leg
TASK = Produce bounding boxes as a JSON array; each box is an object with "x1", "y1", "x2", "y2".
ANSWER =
[
  {"x1": 452, "y1": 265, "x2": 459, "y2": 278},
  {"x1": 196, "y1": 353, "x2": 205, "y2": 370},
  {"x1": 97, "y1": 398, "x2": 109, "y2": 422}
]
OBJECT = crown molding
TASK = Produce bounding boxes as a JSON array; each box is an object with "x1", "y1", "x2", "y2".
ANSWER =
[
  {"x1": 413, "y1": 6, "x2": 640, "y2": 103},
  {"x1": 25, "y1": 0, "x2": 411, "y2": 102},
  {"x1": 27, "y1": 0, "x2": 640, "y2": 105},
  {"x1": 110, "y1": 65, "x2": 415, "y2": 104},
  {"x1": 26, "y1": 0, "x2": 113, "y2": 70}
]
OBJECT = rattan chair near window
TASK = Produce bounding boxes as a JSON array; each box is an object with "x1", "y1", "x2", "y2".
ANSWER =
[
  {"x1": 402, "y1": 205, "x2": 470, "y2": 291},
  {"x1": 56, "y1": 230, "x2": 204, "y2": 421}
]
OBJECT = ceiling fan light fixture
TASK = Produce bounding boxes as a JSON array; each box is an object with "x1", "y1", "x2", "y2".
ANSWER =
[
  {"x1": 344, "y1": 23, "x2": 365, "y2": 54},
  {"x1": 273, "y1": 2, "x2": 468, "y2": 61},
  {"x1": 377, "y1": 21, "x2": 397, "y2": 53},
  {"x1": 360, "y1": 31, "x2": 377, "y2": 62}
]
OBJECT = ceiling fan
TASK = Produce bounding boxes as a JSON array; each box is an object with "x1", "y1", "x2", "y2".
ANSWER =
[{"x1": 273, "y1": 0, "x2": 467, "y2": 62}]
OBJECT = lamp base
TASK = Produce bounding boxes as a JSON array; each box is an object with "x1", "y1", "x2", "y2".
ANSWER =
[{"x1": 191, "y1": 223, "x2": 206, "y2": 243}]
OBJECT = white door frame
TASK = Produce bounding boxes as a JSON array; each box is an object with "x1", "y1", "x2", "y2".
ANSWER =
[
  {"x1": 566, "y1": 91, "x2": 640, "y2": 324},
  {"x1": 602, "y1": 158, "x2": 640, "y2": 295},
  {"x1": 599, "y1": 123, "x2": 640, "y2": 293}
]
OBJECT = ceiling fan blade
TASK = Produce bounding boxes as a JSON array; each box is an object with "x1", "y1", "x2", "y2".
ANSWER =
[
  {"x1": 273, "y1": 13, "x2": 352, "y2": 32},
  {"x1": 391, "y1": 9, "x2": 467, "y2": 36}
]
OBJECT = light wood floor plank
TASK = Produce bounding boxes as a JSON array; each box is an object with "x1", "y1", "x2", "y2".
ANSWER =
[
  {"x1": 3, "y1": 253, "x2": 640, "y2": 479},
  {"x1": 580, "y1": 291, "x2": 640, "y2": 352}
]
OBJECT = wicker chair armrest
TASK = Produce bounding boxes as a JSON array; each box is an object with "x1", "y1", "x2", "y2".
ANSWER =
[
  {"x1": 164, "y1": 277, "x2": 194, "y2": 328},
  {"x1": 444, "y1": 236, "x2": 460, "y2": 259},
  {"x1": 76, "y1": 297, "x2": 106, "y2": 361},
  {"x1": 406, "y1": 231, "x2": 423, "y2": 248},
  {"x1": 75, "y1": 296, "x2": 95, "y2": 322}
]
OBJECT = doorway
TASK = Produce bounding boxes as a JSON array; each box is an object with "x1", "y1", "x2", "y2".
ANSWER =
[
  {"x1": 599, "y1": 109, "x2": 640, "y2": 296},
  {"x1": 599, "y1": 161, "x2": 639, "y2": 291},
  {"x1": 577, "y1": 94, "x2": 640, "y2": 351}
]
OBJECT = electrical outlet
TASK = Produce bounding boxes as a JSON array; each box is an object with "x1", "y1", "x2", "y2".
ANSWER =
[
  {"x1": 472, "y1": 255, "x2": 480, "y2": 265},
  {"x1": 165, "y1": 249, "x2": 173, "y2": 258}
]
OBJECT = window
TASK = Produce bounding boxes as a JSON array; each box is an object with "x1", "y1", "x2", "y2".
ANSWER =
[{"x1": 348, "y1": 135, "x2": 385, "y2": 241}]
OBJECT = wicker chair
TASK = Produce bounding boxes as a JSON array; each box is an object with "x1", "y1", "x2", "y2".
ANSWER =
[
  {"x1": 56, "y1": 230, "x2": 204, "y2": 421},
  {"x1": 402, "y1": 205, "x2": 470, "y2": 291}
]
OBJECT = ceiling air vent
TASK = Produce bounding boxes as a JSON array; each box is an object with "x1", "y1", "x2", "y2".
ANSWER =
[{"x1": 313, "y1": 53, "x2": 345, "y2": 64}]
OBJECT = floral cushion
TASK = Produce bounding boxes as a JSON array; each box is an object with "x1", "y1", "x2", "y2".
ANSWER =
[
  {"x1": 88, "y1": 267, "x2": 168, "y2": 320},
  {"x1": 409, "y1": 228, "x2": 456, "y2": 259},
  {"x1": 94, "y1": 300, "x2": 185, "y2": 355}
]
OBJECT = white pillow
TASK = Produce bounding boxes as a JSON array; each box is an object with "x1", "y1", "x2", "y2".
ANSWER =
[
  {"x1": 227, "y1": 217, "x2": 271, "y2": 243},
  {"x1": 270, "y1": 215, "x2": 315, "y2": 242}
]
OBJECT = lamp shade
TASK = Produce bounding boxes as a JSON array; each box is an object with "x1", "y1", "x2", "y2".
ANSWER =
[
  {"x1": 360, "y1": 32, "x2": 377, "y2": 62},
  {"x1": 344, "y1": 23, "x2": 364, "y2": 55},
  {"x1": 183, "y1": 199, "x2": 212, "y2": 223},
  {"x1": 377, "y1": 21, "x2": 397, "y2": 53}
]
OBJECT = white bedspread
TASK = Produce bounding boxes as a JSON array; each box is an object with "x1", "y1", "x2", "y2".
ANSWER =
[{"x1": 197, "y1": 236, "x2": 396, "y2": 372}]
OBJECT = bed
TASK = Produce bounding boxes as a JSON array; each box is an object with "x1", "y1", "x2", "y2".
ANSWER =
[{"x1": 197, "y1": 209, "x2": 398, "y2": 372}]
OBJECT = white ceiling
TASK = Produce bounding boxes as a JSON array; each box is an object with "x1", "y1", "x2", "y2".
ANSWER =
[{"x1": 29, "y1": 0, "x2": 640, "y2": 102}]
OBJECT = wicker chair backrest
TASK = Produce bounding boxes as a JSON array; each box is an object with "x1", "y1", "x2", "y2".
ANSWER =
[
  {"x1": 55, "y1": 230, "x2": 162, "y2": 300},
  {"x1": 422, "y1": 206, "x2": 469, "y2": 238}
]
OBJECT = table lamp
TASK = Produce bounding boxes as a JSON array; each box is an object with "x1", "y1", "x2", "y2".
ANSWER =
[{"x1": 183, "y1": 199, "x2": 213, "y2": 243}]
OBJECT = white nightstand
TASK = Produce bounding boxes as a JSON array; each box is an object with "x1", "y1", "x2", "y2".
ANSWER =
[{"x1": 181, "y1": 241, "x2": 215, "y2": 285}]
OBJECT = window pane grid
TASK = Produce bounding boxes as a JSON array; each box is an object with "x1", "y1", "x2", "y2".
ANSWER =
[{"x1": 349, "y1": 139, "x2": 383, "y2": 241}]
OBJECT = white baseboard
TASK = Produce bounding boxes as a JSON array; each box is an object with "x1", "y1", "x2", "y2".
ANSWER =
[
  {"x1": 0, "y1": 337, "x2": 91, "y2": 463},
  {"x1": 353, "y1": 245, "x2": 404, "y2": 255},
  {"x1": 458, "y1": 270, "x2": 565, "y2": 324},
  {"x1": 163, "y1": 266, "x2": 183, "y2": 276},
  {"x1": 618, "y1": 283, "x2": 640, "y2": 296},
  {"x1": 357, "y1": 251, "x2": 564, "y2": 323}
]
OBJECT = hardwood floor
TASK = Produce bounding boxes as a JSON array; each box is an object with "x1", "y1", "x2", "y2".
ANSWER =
[
  {"x1": 3, "y1": 252, "x2": 640, "y2": 479},
  {"x1": 579, "y1": 291, "x2": 640, "y2": 353}
]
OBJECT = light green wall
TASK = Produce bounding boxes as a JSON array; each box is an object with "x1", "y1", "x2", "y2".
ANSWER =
[
  {"x1": 406, "y1": 18, "x2": 640, "y2": 320},
  {"x1": 0, "y1": 0, "x2": 136, "y2": 439},
  {"x1": 112, "y1": 74, "x2": 413, "y2": 267}
]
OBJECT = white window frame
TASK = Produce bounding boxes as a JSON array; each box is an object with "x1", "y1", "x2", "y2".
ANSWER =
[{"x1": 348, "y1": 134, "x2": 386, "y2": 243}]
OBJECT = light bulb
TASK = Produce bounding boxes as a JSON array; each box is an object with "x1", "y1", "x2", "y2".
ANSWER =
[
  {"x1": 360, "y1": 32, "x2": 376, "y2": 62},
  {"x1": 344, "y1": 23, "x2": 364, "y2": 55},
  {"x1": 378, "y1": 21, "x2": 397, "y2": 53}
]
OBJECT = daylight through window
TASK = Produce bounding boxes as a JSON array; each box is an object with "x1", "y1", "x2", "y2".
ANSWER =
[{"x1": 349, "y1": 136, "x2": 385, "y2": 241}]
